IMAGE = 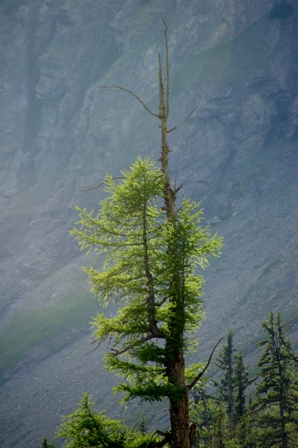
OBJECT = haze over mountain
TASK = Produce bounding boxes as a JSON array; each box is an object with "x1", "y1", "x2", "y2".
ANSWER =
[{"x1": 0, "y1": 0, "x2": 298, "y2": 446}]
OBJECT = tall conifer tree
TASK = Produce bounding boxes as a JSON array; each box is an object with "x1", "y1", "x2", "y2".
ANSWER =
[
  {"x1": 215, "y1": 331, "x2": 251, "y2": 441},
  {"x1": 253, "y1": 312, "x2": 298, "y2": 448},
  {"x1": 71, "y1": 22, "x2": 222, "y2": 448}
]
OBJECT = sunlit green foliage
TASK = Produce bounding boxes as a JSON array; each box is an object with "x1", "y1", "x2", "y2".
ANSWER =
[
  {"x1": 57, "y1": 394, "x2": 160, "y2": 448},
  {"x1": 71, "y1": 157, "x2": 222, "y2": 404}
]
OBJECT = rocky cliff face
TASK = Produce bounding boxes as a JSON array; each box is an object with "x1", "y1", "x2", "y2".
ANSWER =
[{"x1": 0, "y1": 0, "x2": 298, "y2": 446}]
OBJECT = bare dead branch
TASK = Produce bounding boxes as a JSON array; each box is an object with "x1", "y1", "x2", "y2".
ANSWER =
[
  {"x1": 81, "y1": 182, "x2": 105, "y2": 192},
  {"x1": 156, "y1": 429, "x2": 167, "y2": 437},
  {"x1": 157, "y1": 52, "x2": 165, "y2": 119},
  {"x1": 84, "y1": 337, "x2": 102, "y2": 355},
  {"x1": 187, "y1": 337, "x2": 224, "y2": 390},
  {"x1": 173, "y1": 168, "x2": 178, "y2": 192},
  {"x1": 142, "y1": 429, "x2": 171, "y2": 448},
  {"x1": 161, "y1": 17, "x2": 170, "y2": 120},
  {"x1": 143, "y1": 431, "x2": 158, "y2": 448},
  {"x1": 81, "y1": 176, "x2": 125, "y2": 192},
  {"x1": 98, "y1": 85, "x2": 159, "y2": 118},
  {"x1": 174, "y1": 184, "x2": 182, "y2": 196},
  {"x1": 155, "y1": 429, "x2": 171, "y2": 447},
  {"x1": 156, "y1": 295, "x2": 169, "y2": 307},
  {"x1": 110, "y1": 334, "x2": 158, "y2": 356},
  {"x1": 167, "y1": 107, "x2": 198, "y2": 134},
  {"x1": 160, "y1": 16, "x2": 168, "y2": 31}
]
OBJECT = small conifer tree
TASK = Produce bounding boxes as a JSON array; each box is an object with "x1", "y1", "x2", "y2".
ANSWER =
[
  {"x1": 253, "y1": 312, "x2": 298, "y2": 448},
  {"x1": 57, "y1": 394, "x2": 158, "y2": 448},
  {"x1": 233, "y1": 351, "x2": 250, "y2": 423},
  {"x1": 137, "y1": 414, "x2": 148, "y2": 436},
  {"x1": 215, "y1": 331, "x2": 251, "y2": 442},
  {"x1": 232, "y1": 351, "x2": 252, "y2": 447},
  {"x1": 216, "y1": 330, "x2": 236, "y2": 422}
]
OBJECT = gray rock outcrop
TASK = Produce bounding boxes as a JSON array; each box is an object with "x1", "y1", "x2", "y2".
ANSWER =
[{"x1": 0, "y1": 1, "x2": 297, "y2": 446}]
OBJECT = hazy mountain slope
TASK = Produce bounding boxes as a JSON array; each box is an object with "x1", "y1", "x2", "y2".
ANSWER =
[{"x1": 0, "y1": 0, "x2": 297, "y2": 446}]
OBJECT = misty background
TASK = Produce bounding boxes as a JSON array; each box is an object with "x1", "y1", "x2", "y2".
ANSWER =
[{"x1": 0, "y1": 0, "x2": 298, "y2": 446}]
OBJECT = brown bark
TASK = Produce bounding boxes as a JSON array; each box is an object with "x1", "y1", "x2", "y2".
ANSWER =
[
  {"x1": 166, "y1": 350, "x2": 192, "y2": 448},
  {"x1": 157, "y1": 21, "x2": 193, "y2": 448}
]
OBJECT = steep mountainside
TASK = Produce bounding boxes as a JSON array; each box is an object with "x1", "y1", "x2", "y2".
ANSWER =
[{"x1": 0, "y1": 0, "x2": 298, "y2": 446}]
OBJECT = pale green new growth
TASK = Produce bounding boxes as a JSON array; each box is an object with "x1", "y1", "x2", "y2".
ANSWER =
[
  {"x1": 58, "y1": 393, "x2": 160, "y2": 448},
  {"x1": 71, "y1": 157, "x2": 222, "y2": 404}
]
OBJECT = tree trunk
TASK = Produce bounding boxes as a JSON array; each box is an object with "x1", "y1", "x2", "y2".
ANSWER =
[
  {"x1": 167, "y1": 350, "x2": 192, "y2": 448},
  {"x1": 280, "y1": 395, "x2": 288, "y2": 448},
  {"x1": 157, "y1": 24, "x2": 192, "y2": 448},
  {"x1": 157, "y1": 23, "x2": 194, "y2": 448}
]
